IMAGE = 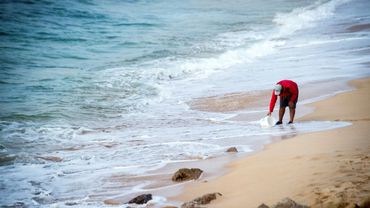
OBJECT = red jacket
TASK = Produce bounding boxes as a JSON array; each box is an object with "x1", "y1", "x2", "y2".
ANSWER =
[{"x1": 269, "y1": 80, "x2": 298, "y2": 112}]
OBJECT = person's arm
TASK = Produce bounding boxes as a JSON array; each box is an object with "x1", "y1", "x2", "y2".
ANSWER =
[{"x1": 268, "y1": 90, "x2": 277, "y2": 114}]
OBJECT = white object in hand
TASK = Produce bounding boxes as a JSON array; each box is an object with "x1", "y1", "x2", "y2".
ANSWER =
[{"x1": 259, "y1": 116, "x2": 276, "y2": 128}]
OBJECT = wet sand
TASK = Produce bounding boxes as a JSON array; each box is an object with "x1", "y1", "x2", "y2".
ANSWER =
[{"x1": 172, "y1": 77, "x2": 370, "y2": 207}]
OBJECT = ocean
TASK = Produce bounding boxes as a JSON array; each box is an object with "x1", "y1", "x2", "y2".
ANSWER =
[{"x1": 0, "y1": 0, "x2": 369, "y2": 207}]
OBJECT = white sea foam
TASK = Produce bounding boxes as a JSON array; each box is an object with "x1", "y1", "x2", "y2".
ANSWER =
[
  {"x1": 273, "y1": 0, "x2": 352, "y2": 36},
  {"x1": 179, "y1": 0, "x2": 351, "y2": 77},
  {"x1": 117, "y1": 0, "x2": 356, "y2": 107}
]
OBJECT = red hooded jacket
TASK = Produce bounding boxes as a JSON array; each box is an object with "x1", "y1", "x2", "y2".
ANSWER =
[{"x1": 269, "y1": 80, "x2": 298, "y2": 113}]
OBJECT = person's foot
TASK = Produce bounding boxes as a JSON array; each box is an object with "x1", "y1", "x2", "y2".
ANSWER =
[
  {"x1": 275, "y1": 121, "x2": 283, "y2": 125},
  {"x1": 288, "y1": 121, "x2": 293, "y2": 124}
]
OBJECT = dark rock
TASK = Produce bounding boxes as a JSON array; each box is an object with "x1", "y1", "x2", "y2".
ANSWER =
[
  {"x1": 172, "y1": 168, "x2": 203, "y2": 182},
  {"x1": 258, "y1": 203, "x2": 270, "y2": 208},
  {"x1": 272, "y1": 198, "x2": 309, "y2": 208},
  {"x1": 0, "y1": 155, "x2": 16, "y2": 166},
  {"x1": 128, "y1": 194, "x2": 152, "y2": 204},
  {"x1": 181, "y1": 192, "x2": 222, "y2": 208},
  {"x1": 360, "y1": 197, "x2": 370, "y2": 208},
  {"x1": 65, "y1": 202, "x2": 78, "y2": 206},
  {"x1": 226, "y1": 147, "x2": 238, "y2": 153},
  {"x1": 192, "y1": 192, "x2": 222, "y2": 204},
  {"x1": 348, "y1": 203, "x2": 361, "y2": 208}
]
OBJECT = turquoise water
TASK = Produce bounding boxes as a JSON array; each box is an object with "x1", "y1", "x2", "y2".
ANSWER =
[
  {"x1": 1, "y1": 0, "x2": 370, "y2": 207},
  {"x1": 1, "y1": 0, "x2": 369, "y2": 123},
  {"x1": 0, "y1": 0, "x2": 303, "y2": 122}
]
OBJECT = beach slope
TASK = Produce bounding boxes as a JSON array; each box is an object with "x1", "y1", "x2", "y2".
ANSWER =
[{"x1": 174, "y1": 78, "x2": 370, "y2": 207}]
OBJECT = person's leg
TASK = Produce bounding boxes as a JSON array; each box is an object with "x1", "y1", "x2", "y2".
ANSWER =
[
  {"x1": 288, "y1": 100, "x2": 297, "y2": 123},
  {"x1": 289, "y1": 107, "x2": 295, "y2": 123},
  {"x1": 277, "y1": 107, "x2": 285, "y2": 124},
  {"x1": 276, "y1": 96, "x2": 288, "y2": 125}
]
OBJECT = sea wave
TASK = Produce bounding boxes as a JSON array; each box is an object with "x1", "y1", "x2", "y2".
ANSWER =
[
  {"x1": 273, "y1": 0, "x2": 352, "y2": 36},
  {"x1": 107, "y1": 0, "x2": 354, "y2": 108}
]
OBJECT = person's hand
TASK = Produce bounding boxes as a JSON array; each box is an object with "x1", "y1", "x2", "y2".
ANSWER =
[{"x1": 267, "y1": 112, "x2": 272, "y2": 116}]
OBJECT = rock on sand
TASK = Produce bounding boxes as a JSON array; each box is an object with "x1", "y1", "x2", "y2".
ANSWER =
[{"x1": 172, "y1": 168, "x2": 203, "y2": 182}]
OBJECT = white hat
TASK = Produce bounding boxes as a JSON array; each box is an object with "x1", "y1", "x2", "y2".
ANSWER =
[{"x1": 274, "y1": 84, "x2": 282, "y2": 95}]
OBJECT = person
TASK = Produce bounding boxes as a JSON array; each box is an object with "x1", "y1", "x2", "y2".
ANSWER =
[{"x1": 267, "y1": 80, "x2": 299, "y2": 125}]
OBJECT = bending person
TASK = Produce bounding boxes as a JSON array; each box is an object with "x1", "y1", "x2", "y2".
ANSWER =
[{"x1": 267, "y1": 80, "x2": 299, "y2": 125}]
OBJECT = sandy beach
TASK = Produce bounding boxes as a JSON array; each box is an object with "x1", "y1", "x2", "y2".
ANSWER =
[{"x1": 173, "y1": 77, "x2": 370, "y2": 207}]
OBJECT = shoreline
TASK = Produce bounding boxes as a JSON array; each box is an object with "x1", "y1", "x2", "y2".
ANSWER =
[
  {"x1": 190, "y1": 77, "x2": 354, "y2": 123},
  {"x1": 169, "y1": 77, "x2": 370, "y2": 207}
]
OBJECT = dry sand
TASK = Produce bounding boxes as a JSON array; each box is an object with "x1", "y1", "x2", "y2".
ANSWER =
[{"x1": 173, "y1": 78, "x2": 370, "y2": 207}]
